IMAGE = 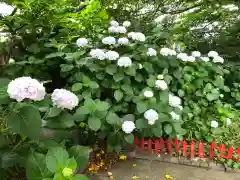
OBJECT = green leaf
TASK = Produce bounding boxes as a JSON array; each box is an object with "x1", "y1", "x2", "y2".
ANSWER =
[
  {"x1": 53, "y1": 173, "x2": 65, "y2": 180},
  {"x1": 47, "y1": 112, "x2": 75, "y2": 128},
  {"x1": 106, "y1": 64, "x2": 117, "y2": 75},
  {"x1": 47, "y1": 107, "x2": 62, "y2": 118},
  {"x1": 206, "y1": 92, "x2": 219, "y2": 101},
  {"x1": 72, "y1": 174, "x2": 89, "y2": 180},
  {"x1": 152, "y1": 124, "x2": 162, "y2": 137},
  {"x1": 106, "y1": 112, "x2": 120, "y2": 125},
  {"x1": 125, "y1": 65, "x2": 136, "y2": 76},
  {"x1": 121, "y1": 84, "x2": 133, "y2": 95},
  {"x1": 172, "y1": 123, "x2": 186, "y2": 135},
  {"x1": 96, "y1": 101, "x2": 110, "y2": 111},
  {"x1": 114, "y1": 90, "x2": 123, "y2": 101},
  {"x1": 26, "y1": 152, "x2": 53, "y2": 180},
  {"x1": 46, "y1": 52, "x2": 65, "y2": 59},
  {"x1": 113, "y1": 73, "x2": 124, "y2": 82},
  {"x1": 8, "y1": 105, "x2": 41, "y2": 139},
  {"x1": 66, "y1": 158, "x2": 77, "y2": 170},
  {"x1": 124, "y1": 134, "x2": 134, "y2": 144},
  {"x1": 89, "y1": 81, "x2": 99, "y2": 89},
  {"x1": 68, "y1": 145, "x2": 89, "y2": 170},
  {"x1": 135, "y1": 118, "x2": 148, "y2": 129},
  {"x1": 164, "y1": 124, "x2": 172, "y2": 135},
  {"x1": 72, "y1": 83, "x2": 83, "y2": 91},
  {"x1": 60, "y1": 64, "x2": 74, "y2": 72},
  {"x1": 46, "y1": 147, "x2": 69, "y2": 173},
  {"x1": 0, "y1": 152, "x2": 19, "y2": 169},
  {"x1": 159, "y1": 91, "x2": 169, "y2": 104},
  {"x1": 88, "y1": 117, "x2": 101, "y2": 131},
  {"x1": 136, "y1": 102, "x2": 147, "y2": 113},
  {"x1": 147, "y1": 78, "x2": 155, "y2": 87},
  {"x1": 123, "y1": 114, "x2": 135, "y2": 121},
  {"x1": 76, "y1": 106, "x2": 91, "y2": 115}
]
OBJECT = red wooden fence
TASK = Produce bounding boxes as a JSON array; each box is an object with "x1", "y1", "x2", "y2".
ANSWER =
[{"x1": 132, "y1": 137, "x2": 240, "y2": 161}]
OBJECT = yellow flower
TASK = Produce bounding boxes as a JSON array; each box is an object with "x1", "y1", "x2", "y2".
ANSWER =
[
  {"x1": 108, "y1": 172, "x2": 113, "y2": 176},
  {"x1": 119, "y1": 155, "x2": 127, "y2": 160},
  {"x1": 132, "y1": 164, "x2": 137, "y2": 167},
  {"x1": 132, "y1": 176, "x2": 139, "y2": 179},
  {"x1": 62, "y1": 167, "x2": 73, "y2": 177},
  {"x1": 165, "y1": 174, "x2": 173, "y2": 179},
  {"x1": 109, "y1": 175, "x2": 114, "y2": 179},
  {"x1": 88, "y1": 167, "x2": 94, "y2": 171},
  {"x1": 96, "y1": 153, "x2": 100, "y2": 157},
  {"x1": 101, "y1": 150, "x2": 105, "y2": 154},
  {"x1": 79, "y1": 122, "x2": 85, "y2": 127}
]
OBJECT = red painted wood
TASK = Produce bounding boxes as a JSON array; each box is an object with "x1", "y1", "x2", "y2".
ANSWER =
[
  {"x1": 148, "y1": 139, "x2": 152, "y2": 153},
  {"x1": 140, "y1": 138, "x2": 145, "y2": 151},
  {"x1": 190, "y1": 140, "x2": 195, "y2": 158},
  {"x1": 198, "y1": 141, "x2": 204, "y2": 158},
  {"x1": 219, "y1": 144, "x2": 226, "y2": 158},
  {"x1": 167, "y1": 139, "x2": 172, "y2": 153},
  {"x1": 154, "y1": 140, "x2": 160, "y2": 154},
  {"x1": 182, "y1": 140, "x2": 187, "y2": 157},
  {"x1": 226, "y1": 146, "x2": 234, "y2": 159},
  {"x1": 209, "y1": 142, "x2": 216, "y2": 159}
]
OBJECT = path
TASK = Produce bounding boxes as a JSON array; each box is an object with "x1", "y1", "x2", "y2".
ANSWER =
[{"x1": 91, "y1": 159, "x2": 240, "y2": 180}]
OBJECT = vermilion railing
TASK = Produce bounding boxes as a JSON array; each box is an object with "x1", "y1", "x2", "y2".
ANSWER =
[{"x1": 132, "y1": 137, "x2": 240, "y2": 161}]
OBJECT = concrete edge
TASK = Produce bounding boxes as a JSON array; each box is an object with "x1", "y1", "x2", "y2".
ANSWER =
[{"x1": 123, "y1": 150, "x2": 240, "y2": 173}]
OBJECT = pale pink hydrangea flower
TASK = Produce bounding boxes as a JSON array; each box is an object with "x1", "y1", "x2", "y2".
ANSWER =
[
  {"x1": 51, "y1": 89, "x2": 79, "y2": 110},
  {"x1": 7, "y1": 76, "x2": 46, "y2": 102}
]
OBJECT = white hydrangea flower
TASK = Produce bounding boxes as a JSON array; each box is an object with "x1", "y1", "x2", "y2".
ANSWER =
[
  {"x1": 7, "y1": 76, "x2": 46, "y2": 102},
  {"x1": 177, "y1": 53, "x2": 188, "y2": 61},
  {"x1": 122, "y1": 121, "x2": 136, "y2": 134},
  {"x1": 170, "y1": 111, "x2": 180, "y2": 120},
  {"x1": 129, "y1": 32, "x2": 146, "y2": 42},
  {"x1": 144, "y1": 109, "x2": 159, "y2": 125},
  {"x1": 105, "y1": 51, "x2": 119, "y2": 60},
  {"x1": 160, "y1": 48, "x2": 170, "y2": 56},
  {"x1": 110, "y1": 20, "x2": 119, "y2": 27},
  {"x1": 208, "y1": 51, "x2": 218, "y2": 57},
  {"x1": 155, "y1": 80, "x2": 168, "y2": 90},
  {"x1": 226, "y1": 118, "x2": 231, "y2": 126},
  {"x1": 117, "y1": 57, "x2": 132, "y2": 67},
  {"x1": 147, "y1": 48, "x2": 157, "y2": 56},
  {"x1": 138, "y1": 63, "x2": 143, "y2": 69},
  {"x1": 108, "y1": 26, "x2": 119, "y2": 33},
  {"x1": 9, "y1": 58, "x2": 15, "y2": 64},
  {"x1": 118, "y1": 26, "x2": 127, "y2": 34},
  {"x1": 127, "y1": 32, "x2": 135, "y2": 38},
  {"x1": 51, "y1": 89, "x2": 79, "y2": 110},
  {"x1": 191, "y1": 51, "x2": 201, "y2": 57},
  {"x1": 76, "y1": 38, "x2": 88, "y2": 47},
  {"x1": 187, "y1": 56, "x2": 196, "y2": 62},
  {"x1": 123, "y1": 21, "x2": 131, "y2": 27},
  {"x1": 102, "y1": 36, "x2": 116, "y2": 45},
  {"x1": 144, "y1": 90, "x2": 153, "y2": 98},
  {"x1": 211, "y1": 120, "x2": 218, "y2": 128},
  {"x1": 169, "y1": 50, "x2": 177, "y2": 56},
  {"x1": 213, "y1": 56, "x2": 224, "y2": 63},
  {"x1": 90, "y1": 49, "x2": 105, "y2": 60},
  {"x1": 157, "y1": 74, "x2": 164, "y2": 80},
  {"x1": 169, "y1": 94, "x2": 181, "y2": 107},
  {"x1": 118, "y1": 37, "x2": 129, "y2": 45},
  {"x1": 201, "y1": 57, "x2": 210, "y2": 62}
]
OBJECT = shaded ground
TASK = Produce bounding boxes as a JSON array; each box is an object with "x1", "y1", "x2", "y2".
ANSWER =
[{"x1": 91, "y1": 159, "x2": 240, "y2": 180}]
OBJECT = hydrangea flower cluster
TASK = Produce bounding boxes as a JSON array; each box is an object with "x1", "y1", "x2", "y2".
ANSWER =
[
  {"x1": 169, "y1": 94, "x2": 181, "y2": 107},
  {"x1": 160, "y1": 48, "x2": 177, "y2": 56},
  {"x1": 147, "y1": 48, "x2": 157, "y2": 56},
  {"x1": 155, "y1": 80, "x2": 168, "y2": 90},
  {"x1": 117, "y1": 57, "x2": 132, "y2": 67},
  {"x1": 90, "y1": 49, "x2": 106, "y2": 60},
  {"x1": 7, "y1": 77, "x2": 46, "y2": 102},
  {"x1": 118, "y1": 37, "x2": 129, "y2": 45},
  {"x1": 102, "y1": 36, "x2": 116, "y2": 45},
  {"x1": 51, "y1": 89, "x2": 79, "y2": 110},
  {"x1": 211, "y1": 120, "x2": 219, "y2": 128},
  {"x1": 128, "y1": 32, "x2": 146, "y2": 42},
  {"x1": 108, "y1": 20, "x2": 127, "y2": 34},
  {"x1": 105, "y1": 51, "x2": 119, "y2": 60},
  {"x1": 144, "y1": 90, "x2": 153, "y2": 98},
  {"x1": 122, "y1": 121, "x2": 136, "y2": 134},
  {"x1": 144, "y1": 109, "x2": 159, "y2": 125},
  {"x1": 76, "y1": 38, "x2": 88, "y2": 47}
]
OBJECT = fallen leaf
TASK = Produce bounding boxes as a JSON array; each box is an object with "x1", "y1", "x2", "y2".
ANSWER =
[
  {"x1": 108, "y1": 172, "x2": 113, "y2": 176},
  {"x1": 119, "y1": 155, "x2": 127, "y2": 160},
  {"x1": 132, "y1": 176, "x2": 139, "y2": 179},
  {"x1": 165, "y1": 174, "x2": 173, "y2": 179},
  {"x1": 132, "y1": 164, "x2": 137, "y2": 167}
]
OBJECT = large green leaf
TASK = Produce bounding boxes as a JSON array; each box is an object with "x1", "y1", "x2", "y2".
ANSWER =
[
  {"x1": 106, "y1": 64, "x2": 117, "y2": 75},
  {"x1": 124, "y1": 134, "x2": 134, "y2": 144},
  {"x1": 26, "y1": 152, "x2": 53, "y2": 180},
  {"x1": 106, "y1": 112, "x2": 120, "y2": 125},
  {"x1": 45, "y1": 147, "x2": 69, "y2": 173},
  {"x1": 136, "y1": 102, "x2": 147, "y2": 113},
  {"x1": 135, "y1": 118, "x2": 148, "y2": 129},
  {"x1": 114, "y1": 90, "x2": 123, "y2": 101},
  {"x1": 96, "y1": 101, "x2": 110, "y2": 111},
  {"x1": 47, "y1": 107, "x2": 62, "y2": 118},
  {"x1": 68, "y1": 145, "x2": 89, "y2": 170},
  {"x1": 47, "y1": 112, "x2": 75, "y2": 129},
  {"x1": 88, "y1": 117, "x2": 101, "y2": 131},
  {"x1": 72, "y1": 83, "x2": 83, "y2": 92},
  {"x1": 7, "y1": 105, "x2": 42, "y2": 139},
  {"x1": 73, "y1": 174, "x2": 89, "y2": 180},
  {"x1": 164, "y1": 124, "x2": 173, "y2": 135}
]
